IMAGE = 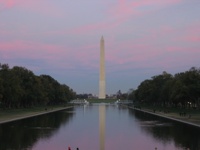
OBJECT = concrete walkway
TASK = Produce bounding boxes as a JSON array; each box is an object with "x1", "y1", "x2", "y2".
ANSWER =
[
  {"x1": 0, "y1": 106, "x2": 73, "y2": 124},
  {"x1": 129, "y1": 106, "x2": 200, "y2": 128}
]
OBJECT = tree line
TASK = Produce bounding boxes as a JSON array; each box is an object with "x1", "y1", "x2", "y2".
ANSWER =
[
  {"x1": 128, "y1": 67, "x2": 200, "y2": 108},
  {"x1": 0, "y1": 63, "x2": 76, "y2": 109}
]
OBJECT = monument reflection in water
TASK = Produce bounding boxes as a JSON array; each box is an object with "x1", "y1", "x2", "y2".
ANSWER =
[
  {"x1": 2, "y1": 105, "x2": 200, "y2": 150},
  {"x1": 99, "y1": 104, "x2": 105, "y2": 150}
]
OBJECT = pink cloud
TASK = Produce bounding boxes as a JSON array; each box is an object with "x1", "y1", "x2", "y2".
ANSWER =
[
  {"x1": 179, "y1": 23, "x2": 200, "y2": 43},
  {"x1": 0, "y1": 40, "x2": 62, "y2": 55},
  {"x1": 0, "y1": 39, "x2": 100, "y2": 72},
  {"x1": 0, "y1": 0, "x2": 65, "y2": 17},
  {"x1": 104, "y1": 27, "x2": 200, "y2": 73},
  {"x1": 108, "y1": 0, "x2": 140, "y2": 20},
  {"x1": 106, "y1": 45, "x2": 161, "y2": 73},
  {"x1": 153, "y1": 21, "x2": 200, "y2": 44},
  {"x1": 96, "y1": 20, "x2": 199, "y2": 72},
  {"x1": 166, "y1": 46, "x2": 198, "y2": 52},
  {"x1": 0, "y1": 0, "x2": 15, "y2": 9},
  {"x1": 70, "y1": 0, "x2": 183, "y2": 35},
  {"x1": 70, "y1": 20, "x2": 120, "y2": 35},
  {"x1": 107, "y1": 0, "x2": 183, "y2": 24},
  {"x1": 185, "y1": 36, "x2": 200, "y2": 42},
  {"x1": 6, "y1": 0, "x2": 15, "y2": 8},
  {"x1": 0, "y1": 40, "x2": 70, "y2": 65}
]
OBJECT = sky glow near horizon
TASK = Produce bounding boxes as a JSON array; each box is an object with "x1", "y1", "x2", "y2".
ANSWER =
[{"x1": 0, "y1": 0, "x2": 200, "y2": 95}]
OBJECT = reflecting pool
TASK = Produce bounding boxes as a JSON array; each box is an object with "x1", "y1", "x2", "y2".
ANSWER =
[{"x1": 0, "y1": 104, "x2": 200, "y2": 150}]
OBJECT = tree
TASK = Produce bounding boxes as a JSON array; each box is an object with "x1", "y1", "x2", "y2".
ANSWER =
[
  {"x1": 135, "y1": 79, "x2": 154, "y2": 103},
  {"x1": 0, "y1": 77, "x2": 3, "y2": 107},
  {"x1": 170, "y1": 67, "x2": 200, "y2": 108},
  {"x1": 133, "y1": 68, "x2": 200, "y2": 108},
  {"x1": 0, "y1": 63, "x2": 76, "y2": 109}
]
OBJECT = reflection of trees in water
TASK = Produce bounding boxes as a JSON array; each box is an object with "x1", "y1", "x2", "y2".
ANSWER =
[
  {"x1": 0, "y1": 108, "x2": 74, "y2": 150},
  {"x1": 129, "y1": 109, "x2": 200, "y2": 150}
]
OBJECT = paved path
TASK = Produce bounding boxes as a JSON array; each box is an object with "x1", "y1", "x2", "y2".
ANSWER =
[
  {"x1": 0, "y1": 106, "x2": 73, "y2": 124},
  {"x1": 129, "y1": 106, "x2": 200, "y2": 128}
]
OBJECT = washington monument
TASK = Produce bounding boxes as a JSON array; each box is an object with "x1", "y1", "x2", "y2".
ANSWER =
[{"x1": 99, "y1": 36, "x2": 106, "y2": 99}]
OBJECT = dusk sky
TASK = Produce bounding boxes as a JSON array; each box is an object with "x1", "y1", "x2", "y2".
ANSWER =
[{"x1": 0, "y1": 0, "x2": 200, "y2": 95}]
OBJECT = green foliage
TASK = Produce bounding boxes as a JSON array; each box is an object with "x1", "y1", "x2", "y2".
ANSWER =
[
  {"x1": 0, "y1": 63, "x2": 76, "y2": 109},
  {"x1": 132, "y1": 68, "x2": 200, "y2": 108},
  {"x1": 87, "y1": 99, "x2": 117, "y2": 103}
]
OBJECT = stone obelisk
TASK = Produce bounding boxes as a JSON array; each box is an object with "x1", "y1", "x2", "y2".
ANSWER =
[{"x1": 99, "y1": 36, "x2": 106, "y2": 99}]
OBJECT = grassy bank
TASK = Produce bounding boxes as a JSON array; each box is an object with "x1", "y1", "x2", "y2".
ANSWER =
[
  {"x1": 87, "y1": 99, "x2": 117, "y2": 103},
  {"x1": 131, "y1": 104, "x2": 200, "y2": 126},
  {"x1": 0, "y1": 105, "x2": 73, "y2": 124}
]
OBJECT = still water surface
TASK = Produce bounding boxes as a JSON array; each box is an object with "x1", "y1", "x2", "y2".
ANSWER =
[{"x1": 0, "y1": 104, "x2": 200, "y2": 150}]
